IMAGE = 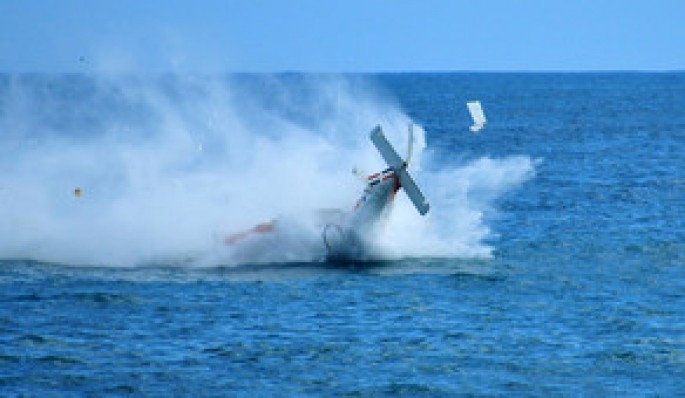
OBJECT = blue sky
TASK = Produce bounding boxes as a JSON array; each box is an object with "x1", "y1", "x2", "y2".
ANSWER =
[{"x1": 1, "y1": 0, "x2": 684, "y2": 72}]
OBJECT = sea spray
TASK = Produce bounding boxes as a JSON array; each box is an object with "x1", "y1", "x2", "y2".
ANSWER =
[{"x1": 0, "y1": 74, "x2": 534, "y2": 266}]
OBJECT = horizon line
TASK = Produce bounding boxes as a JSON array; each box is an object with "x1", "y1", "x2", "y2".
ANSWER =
[{"x1": 1, "y1": 68, "x2": 683, "y2": 75}]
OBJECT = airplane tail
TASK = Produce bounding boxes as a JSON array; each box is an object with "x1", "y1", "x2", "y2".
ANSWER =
[{"x1": 369, "y1": 125, "x2": 430, "y2": 215}]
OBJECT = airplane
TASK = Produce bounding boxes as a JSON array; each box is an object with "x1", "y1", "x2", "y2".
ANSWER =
[{"x1": 223, "y1": 125, "x2": 430, "y2": 261}]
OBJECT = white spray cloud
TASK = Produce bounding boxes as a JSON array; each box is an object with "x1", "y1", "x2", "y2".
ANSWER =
[{"x1": 0, "y1": 74, "x2": 534, "y2": 266}]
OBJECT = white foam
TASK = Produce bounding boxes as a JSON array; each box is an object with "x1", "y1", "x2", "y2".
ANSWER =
[{"x1": 0, "y1": 75, "x2": 534, "y2": 266}]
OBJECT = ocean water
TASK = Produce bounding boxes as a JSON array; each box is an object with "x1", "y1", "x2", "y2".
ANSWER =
[{"x1": 0, "y1": 73, "x2": 683, "y2": 396}]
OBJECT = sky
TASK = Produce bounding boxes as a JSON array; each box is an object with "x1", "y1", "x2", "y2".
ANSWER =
[{"x1": 1, "y1": 0, "x2": 684, "y2": 73}]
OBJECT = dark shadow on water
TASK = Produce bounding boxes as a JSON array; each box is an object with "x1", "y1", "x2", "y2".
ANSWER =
[
  {"x1": 1, "y1": 256, "x2": 498, "y2": 283},
  {"x1": 192, "y1": 256, "x2": 499, "y2": 282}
]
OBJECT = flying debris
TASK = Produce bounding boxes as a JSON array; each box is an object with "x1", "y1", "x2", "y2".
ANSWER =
[{"x1": 466, "y1": 100, "x2": 487, "y2": 132}]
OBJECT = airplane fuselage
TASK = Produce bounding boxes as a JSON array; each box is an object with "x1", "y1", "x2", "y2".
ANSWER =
[{"x1": 322, "y1": 168, "x2": 400, "y2": 259}]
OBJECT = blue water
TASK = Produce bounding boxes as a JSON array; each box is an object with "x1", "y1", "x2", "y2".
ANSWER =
[{"x1": 1, "y1": 73, "x2": 684, "y2": 396}]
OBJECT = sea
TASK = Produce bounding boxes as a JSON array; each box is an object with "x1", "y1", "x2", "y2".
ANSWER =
[{"x1": 0, "y1": 72, "x2": 683, "y2": 396}]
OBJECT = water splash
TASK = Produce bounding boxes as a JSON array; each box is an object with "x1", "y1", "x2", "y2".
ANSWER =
[{"x1": 0, "y1": 74, "x2": 534, "y2": 266}]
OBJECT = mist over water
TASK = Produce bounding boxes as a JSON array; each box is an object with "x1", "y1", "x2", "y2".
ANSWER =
[
  {"x1": 2, "y1": 72, "x2": 682, "y2": 396},
  {"x1": 0, "y1": 74, "x2": 534, "y2": 266}
]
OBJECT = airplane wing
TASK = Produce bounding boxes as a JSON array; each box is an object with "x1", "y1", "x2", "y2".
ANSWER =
[
  {"x1": 370, "y1": 126, "x2": 404, "y2": 170},
  {"x1": 370, "y1": 126, "x2": 430, "y2": 215},
  {"x1": 395, "y1": 167, "x2": 430, "y2": 215}
]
